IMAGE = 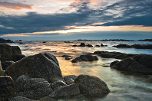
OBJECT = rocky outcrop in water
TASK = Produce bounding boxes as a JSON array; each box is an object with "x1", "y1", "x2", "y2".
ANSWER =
[
  {"x1": 0, "y1": 38, "x2": 13, "y2": 43},
  {"x1": 72, "y1": 43, "x2": 93, "y2": 47},
  {"x1": 74, "y1": 75, "x2": 110, "y2": 97},
  {"x1": 113, "y1": 44, "x2": 152, "y2": 49},
  {"x1": 110, "y1": 54, "x2": 152, "y2": 74},
  {"x1": 71, "y1": 54, "x2": 98, "y2": 63},
  {"x1": 0, "y1": 76, "x2": 15, "y2": 101},
  {"x1": 0, "y1": 44, "x2": 25, "y2": 62},
  {"x1": 5, "y1": 53, "x2": 63, "y2": 83}
]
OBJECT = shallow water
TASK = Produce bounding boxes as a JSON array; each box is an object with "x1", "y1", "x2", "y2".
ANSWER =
[{"x1": 9, "y1": 41, "x2": 152, "y2": 101}]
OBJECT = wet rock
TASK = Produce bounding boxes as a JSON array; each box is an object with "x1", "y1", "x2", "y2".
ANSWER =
[
  {"x1": 101, "y1": 44, "x2": 107, "y2": 47},
  {"x1": 0, "y1": 76, "x2": 15, "y2": 101},
  {"x1": 131, "y1": 44, "x2": 152, "y2": 49},
  {"x1": 0, "y1": 61, "x2": 4, "y2": 76},
  {"x1": 110, "y1": 54, "x2": 152, "y2": 74},
  {"x1": 62, "y1": 55, "x2": 72, "y2": 60},
  {"x1": 51, "y1": 80, "x2": 67, "y2": 91},
  {"x1": 79, "y1": 43, "x2": 85, "y2": 47},
  {"x1": 0, "y1": 44, "x2": 23, "y2": 62},
  {"x1": 72, "y1": 45, "x2": 77, "y2": 47},
  {"x1": 13, "y1": 54, "x2": 25, "y2": 62},
  {"x1": 49, "y1": 84, "x2": 80, "y2": 98},
  {"x1": 40, "y1": 96, "x2": 56, "y2": 101},
  {"x1": 15, "y1": 75, "x2": 53, "y2": 100},
  {"x1": 86, "y1": 44, "x2": 93, "y2": 47},
  {"x1": 5, "y1": 53, "x2": 63, "y2": 83},
  {"x1": 1, "y1": 61, "x2": 15, "y2": 70},
  {"x1": 71, "y1": 54, "x2": 98, "y2": 63},
  {"x1": 113, "y1": 44, "x2": 131, "y2": 48},
  {"x1": 95, "y1": 45, "x2": 100, "y2": 47},
  {"x1": 0, "y1": 38, "x2": 13, "y2": 43},
  {"x1": 74, "y1": 75, "x2": 110, "y2": 97},
  {"x1": 8, "y1": 96, "x2": 38, "y2": 101},
  {"x1": 64, "y1": 75, "x2": 77, "y2": 85}
]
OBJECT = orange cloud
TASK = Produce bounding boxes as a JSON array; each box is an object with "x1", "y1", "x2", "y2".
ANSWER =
[
  {"x1": 0, "y1": 2, "x2": 33, "y2": 10},
  {"x1": 2, "y1": 34, "x2": 29, "y2": 37}
]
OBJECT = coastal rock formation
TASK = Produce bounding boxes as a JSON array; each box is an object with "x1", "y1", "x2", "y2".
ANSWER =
[
  {"x1": 51, "y1": 80, "x2": 67, "y2": 91},
  {"x1": 15, "y1": 75, "x2": 53, "y2": 100},
  {"x1": 1, "y1": 61, "x2": 15, "y2": 70},
  {"x1": 62, "y1": 55, "x2": 72, "y2": 60},
  {"x1": 8, "y1": 96, "x2": 38, "y2": 101},
  {"x1": 110, "y1": 54, "x2": 152, "y2": 74},
  {"x1": 74, "y1": 75, "x2": 110, "y2": 97},
  {"x1": 71, "y1": 54, "x2": 98, "y2": 63},
  {"x1": 113, "y1": 44, "x2": 131, "y2": 48},
  {"x1": 94, "y1": 51, "x2": 136, "y2": 59},
  {"x1": 113, "y1": 44, "x2": 152, "y2": 49},
  {"x1": 0, "y1": 44, "x2": 24, "y2": 61},
  {"x1": 0, "y1": 76, "x2": 15, "y2": 101},
  {"x1": 64, "y1": 75, "x2": 77, "y2": 85},
  {"x1": 49, "y1": 84, "x2": 80, "y2": 98},
  {"x1": 0, "y1": 61, "x2": 4, "y2": 76},
  {"x1": 72, "y1": 43, "x2": 93, "y2": 47},
  {"x1": 0, "y1": 38, "x2": 13, "y2": 43},
  {"x1": 5, "y1": 53, "x2": 63, "y2": 83}
]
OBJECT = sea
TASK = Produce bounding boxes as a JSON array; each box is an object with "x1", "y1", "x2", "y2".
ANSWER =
[{"x1": 8, "y1": 40, "x2": 152, "y2": 101}]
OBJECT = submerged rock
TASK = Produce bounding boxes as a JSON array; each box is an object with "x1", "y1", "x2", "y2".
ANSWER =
[
  {"x1": 5, "y1": 53, "x2": 63, "y2": 83},
  {"x1": 74, "y1": 75, "x2": 110, "y2": 97},
  {"x1": 110, "y1": 54, "x2": 152, "y2": 74},
  {"x1": 0, "y1": 76, "x2": 15, "y2": 101},
  {"x1": 49, "y1": 84, "x2": 80, "y2": 98},
  {"x1": 15, "y1": 75, "x2": 53, "y2": 100}
]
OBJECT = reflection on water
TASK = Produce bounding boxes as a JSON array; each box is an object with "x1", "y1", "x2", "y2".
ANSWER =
[{"x1": 9, "y1": 41, "x2": 152, "y2": 101}]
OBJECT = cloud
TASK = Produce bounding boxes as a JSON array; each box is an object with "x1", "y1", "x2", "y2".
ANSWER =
[{"x1": 0, "y1": 1, "x2": 33, "y2": 10}]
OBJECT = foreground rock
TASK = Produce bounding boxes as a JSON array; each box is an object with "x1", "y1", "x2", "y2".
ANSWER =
[
  {"x1": 0, "y1": 38, "x2": 13, "y2": 43},
  {"x1": 74, "y1": 75, "x2": 110, "y2": 97},
  {"x1": 94, "y1": 51, "x2": 136, "y2": 59},
  {"x1": 15, "y1": 75, "x2": 53, "y2": 100},
  {"x1": 1, "y1": 61, "x2": 15, "y2": 70},
  {"x1": 0, "y1": 44, "x2": 24, "y2": 61},
  {"x1": 71, "y1": 54, "x2": 98, "y2": 63},
  {"x1": 110, "y1": 54, "x2": 152, "y2": 74},
  {"x1": 64, "y1": 75, "x2": 77, "y2": 85},
  {"x1": 8, "y1": 96, "x2": 38, "y2": 101},
  {"x1": 0, "y1": 76, "x2": 15, "y2": 101},
  {"x1": 49, "y1": 84, "x2": 80, "y2": 98},
  {"x1": 0, "y1": 61, "x2": 4, "y2": 76},
  {"x1": 6, "y1": 53, "x2": 63, "y2": 82}
]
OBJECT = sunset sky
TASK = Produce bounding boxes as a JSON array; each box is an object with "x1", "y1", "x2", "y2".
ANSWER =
[{"x1": 0, "y1": 0, "x2": 152, "y2": 40}]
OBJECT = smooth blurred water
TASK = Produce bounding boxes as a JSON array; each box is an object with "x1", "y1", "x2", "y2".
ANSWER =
[{"x1": 8, "y1": 40, "x2": 152, "y2": 101}]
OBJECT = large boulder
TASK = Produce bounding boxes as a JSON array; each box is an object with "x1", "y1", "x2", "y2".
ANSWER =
[
  {"x1": 110, "y1": 54, "x2": 152, "y2": 74},
  {"x1": 5, "y1": 53, "x2": 63, "y2": 83},
  {"x1": 15, "y1": 75, "x2": 53, "y2": 100},
  {"x1": 0, "y1": 44, "x2": 23, "y2": 62},
  {"x1": 74, "y1": 75, "x2": 110, "y2": 97},
  {"x1": 49, "y1": 84, "x2": 80, "y2": 98},
  {"x1": 113, "y1": 44, "x2": 131, "y2": 48},
  {"x1": 64, "y1": 75, "x2": 77, "y2": 85},
  {"x1": 0, "y1": 76, "x2": 15, "y2": 101},
  {"x1": 1, "y1": 61, "x2": 15, "y2": 70},
  {"x1": 51, "y1": 80, "x2": 67, "y2": 91},
  {"x1": 8, "y1": 96, "x2": 38, "y2": 101},
  {"x1": 0, "y1": 61, "x2": 4, "y2": 76}
]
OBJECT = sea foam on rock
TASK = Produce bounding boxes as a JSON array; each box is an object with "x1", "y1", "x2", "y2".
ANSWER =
[{"x1": 5, "y1": 53, "x2": 63, "y2": 83}]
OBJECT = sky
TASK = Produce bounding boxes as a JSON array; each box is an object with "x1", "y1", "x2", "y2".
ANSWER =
[{"x1": 0, "y1": 0, "x2": 152, "y2": 41}]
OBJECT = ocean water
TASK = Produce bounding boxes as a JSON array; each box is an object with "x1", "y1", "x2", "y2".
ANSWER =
[{"x1": 9, "y1": 40, "x2": 152, "y2": 101}]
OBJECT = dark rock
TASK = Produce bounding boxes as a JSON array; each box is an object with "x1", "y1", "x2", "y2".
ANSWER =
[
  {"x1": 131, "y1": 44, "x2": 152, "y2": 49},
  {"x1": 0, "y1": 38, "x2": 13, "y2": 43},
  {"x1": 139, "y1": 39, "x2": 152, "y2": 42},
  {"x1": 1, "y1": 61, "x2": 15, "y2": 70},
  {"x1": 0, "y1": 76, "x2": 15, "y2": 101},
  {"x1": 64, "y1": 75, "x2": 77, "y2": 85},
  {"x1": 40, "y1": 96, "x2": 56, "y2": 101},
  {"x1": 110, "y1": 54, "x2": 152, "y2": 74},
  {"x1": 0, "y1": 61, "x2": 4, "y2": 76},
  {"x1": 72, "y1": 45, "x2": 77, "y2": 47},
  {"x1": 79, "y1": 43, "x2": 85, "y2": 47},
  {"x1": 74, "y1": 75, "x2": 110, "y2": 97},
  {"x1": 8, "y1": 96, "x2": 38, "y2": 101},
  {"x1": 95, "y1": 45, "x2": 100, "y2": 47},
  {"x1": 62, "y1": 55, "x2": 71, "y2": 57},
  {"x1": 110, "y1": 61, "x2": 119, "y2": 67},
  {"x1": 65, "y1": 57, "x2": 72, "y2": 60},
  {"x1": 49, "y1": 84, "x2": 80, "y2": 98},
  {"x1": 13, "y1": 54, "x2": 25, "y2": 62},
  {"x1": 86, "y1": 44, "x2": 93, "y2": 47},
  {"x1": 113, "y1": 44, "x2": 131, "y2": 48},
  {"x1": 15, "y1": 75, "x2": 53, "y2": 100},
  {"x1": 101, "y1": 44, "x2": 107, "y2": 47},
  {"x1": 5, "y1": 53, "x2": 63, "y2": 83},
  {"x1": 0, "y1": 44, "x2": 23, "y2": 61},
  {"x1": 71, "y1": 54, "x2": 98, "y2": 63},
  {"x1": 51, "y1": 80, "x2": 67, "y2": 91},
  {"x1": 42, "y1": 41, "x2": 46, "y2": 43}
]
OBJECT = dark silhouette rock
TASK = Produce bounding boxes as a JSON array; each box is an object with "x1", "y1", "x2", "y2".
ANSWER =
[
  {"x1": 72, "y1": 45, "x2": 77, "y2": 47},
  {"x1": 1, "y1": 61, "x2": 15, "y2": 70},
  {"x1": 15, "y1": 75, "x2": 53, "y2": 100},
  {"x1": 49, "y1": 84, "x2": 80, "y2": 98},
  {"x1": 110, "y1": 54, "x2": 152, "y2": 74},
  {"x1": 8, "y1": 96, "x2": 38, "y2": 101},
  {"x1": 113, "y1": 44, "x2": 131, "y2": 48},
  {"x1": 71, "y1": 54, "x2": 98, "y2": 63},
  {"x1": 95, "y1": 45, "x2": 100, "y2": 47},
  {"x1": 5, "y1": 53, "x2": 63, "y2": 83},
  {"x1": 64, "y1": 75, "x2": 77, "y2": 85},
  {"x1": 101, "y1": 44, "x2": 107, "y2": 47},
  {"x1": 0, "y1": 38, "x2": 13, "y2": 43},
  {"x1": 62, "y1": 55, "x2": 72, "y2": 60},
  {"x1": 13, "y1": 54, "x2": 25, "y2": 62},
  {"x1": 79, "y1": 43, "x2": 85, "y2": 47},
  {"x1": 131, "y1": 44, "x2": 152, "y2": 49},
  {"x1": 51, "y1": 80, "x2": 67, "y2": 91},
  {"x1": 74, "y1": 75, "x2": 110, "y2": 97},
  {"x1": 86, "y1": 44, "x2": 93, "y2": 47},
  {"x1": 0, "y1": 61, "x2": 4, "y2": 76},
  {"x1": 0, "y1": 76, "x2": 15, "y2": 101}
]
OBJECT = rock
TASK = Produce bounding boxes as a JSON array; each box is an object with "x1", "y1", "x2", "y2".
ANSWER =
[
  {"x1": 0, "y1": 61, "x2": 4, "y2": 76},
  {"x1": 0, "y1": 38, "x2": 13, "y2": 43},
  {"x1": 8, "y1": 96, "x2": 38, "y2": 101},
  {"x1": 0, "y1": 44, "x2": 23, "y2": 61},
  {"x1": 42, "y1": 41, "x2": 46, "y2": 43},
  {"x1": 95, "y1": 45, "x2": 100, "y2": 47},
  {"x1": 13, "y1": 54, "x2": 25, "y2": 62},
  {"x1": 5, "y1": 53, "x2": 63, "y2": 83},
  {"x1": 86, "y1": 44, "x2": 93, "y2": 47},
  {"x1": 64, "y1": 75, "x2": 77, "y2": 85},
  {"x1": 110, "y1": 54, "x2": 152, "y2": 74},
  {"x1": 131, "y1": 44, "x2": 152, "y2": 49},
  {"x1": 62, "y1": 55, "x2": 72, "y2": 60},
  {"x1": 0, "y1": 76, "x2": 15, "y2": 101},
  {"x1": 15, "y1": 75, "x2": 53, "y2": 100},
  {"x1": 72, "y1": 45, "x2": 78, "y2": 47},
  {"x1": 79, "y1": 43, "x2": 85, "y2": 47},
  {"x1": 74, "y1": 75, "x2": 110, "y2": 97},
  {"x1": 51, "y1": 80, "x2": 67, "y2": 91},
  {"x1": 113, "y1": 44, "x2": 131, "y2": 48},
  {"x1": 1, "y1": 61, "x2": 15, "y2": 70},
  {"x1": 49, "y1": 84, "x2": 80, "y2": 98},
  {"x1": 71, "y1": 54, "x2": 98, "y2": 63},
  {"x1": 101, "y1": 44, "x2": 107, "y2": 47},
  {"x1": 40, "y1": 96, "x2": 56, "y2": 101}
]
